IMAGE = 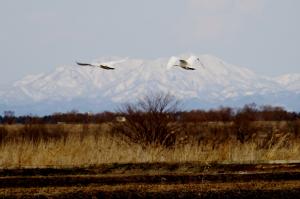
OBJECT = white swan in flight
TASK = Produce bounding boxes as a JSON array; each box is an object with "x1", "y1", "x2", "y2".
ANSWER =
[
  {"x1": 167, "y1": 56, "x2": 201, "y2": 70},
  {"x1": 76, "y1": 58, "x2": 128, "y2": 70}
]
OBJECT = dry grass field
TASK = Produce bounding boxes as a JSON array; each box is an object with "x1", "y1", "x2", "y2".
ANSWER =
[
  {"x1": 0, "y1": 121, "x2": 300, "y2": 198},
  {"x1": 0, "y1": 122, "x2": 299, "y2": 168}
]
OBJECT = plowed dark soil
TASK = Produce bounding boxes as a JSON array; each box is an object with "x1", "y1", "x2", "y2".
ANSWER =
[{"x1": 1, "y1": 162, "x2": 300, "y2": 198}]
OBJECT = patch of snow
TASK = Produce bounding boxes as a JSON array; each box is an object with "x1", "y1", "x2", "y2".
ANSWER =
[{"x1": 0, "y1": 54, "x2": 299, "y2": 115}]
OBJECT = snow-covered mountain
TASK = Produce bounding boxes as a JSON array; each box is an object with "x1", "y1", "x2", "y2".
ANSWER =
[
  {"x1": 275, "y1": 74, "x2": 300, "y2": 94},
  {"x1": 0, "y1": 54, "x2": 299, "y2": 115}
]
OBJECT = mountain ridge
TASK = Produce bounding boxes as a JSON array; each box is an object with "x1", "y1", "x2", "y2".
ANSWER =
[{"x1": 1, "y1": 54, "x2": 299, "y2": 115}]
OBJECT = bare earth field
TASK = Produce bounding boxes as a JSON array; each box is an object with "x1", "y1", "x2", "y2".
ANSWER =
[
  {"x1": 1, "y1": 162, "x2": 300, "y2": 198},
  {"x1": 1, "y1": 122, "x2": 300, "y2": 198}
]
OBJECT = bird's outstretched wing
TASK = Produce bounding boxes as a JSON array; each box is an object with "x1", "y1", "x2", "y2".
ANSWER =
[
  {"x1": 179, "y1": 60, "x2": 196, "y2": 70},
  {"x1": 167, "y1": 56, "x2": 179, "y2": 69},
  {"x1": 186, "y1": 56, "x2": 199, "y2": 65},
  {"x1": 187, "y1": 56, "x2": 204, "y2": 69},
  {"x1": 100, "y1": 65, "x2": 115, "y2": 70},
  {"x1": 185, "y1": 67, "x2": 196, "y2": 70},
  {"x1": 179, "y1": 59, "x2": 189, "y2": 65},
  {"x1": 76, "y1": 62, "x2": 95, "y2": 67},
  {"x1": 76, "y1": 61, "x2": 115, "y2": 70}
]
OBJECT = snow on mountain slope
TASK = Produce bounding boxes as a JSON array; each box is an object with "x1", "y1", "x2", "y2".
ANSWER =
[
  {"x1": 0, "y1": 54, "x2": 298, "y2": 115},
  {"x1": 275, "y1": 74, "x2": 300, "y2": 93}
]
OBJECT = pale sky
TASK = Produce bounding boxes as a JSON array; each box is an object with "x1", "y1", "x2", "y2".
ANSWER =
[{"x1": 0, "y1": 0, "x2": 300, "y2": 85}]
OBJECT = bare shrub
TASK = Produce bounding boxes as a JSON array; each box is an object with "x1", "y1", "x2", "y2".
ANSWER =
[
  {"x1": 233, "y1": 104, "x2": 257, "y2": 143},
  {"x1": 287, "y1": 120, "x2": 300, "y2": 138},
  {"x1": 112, "y1": 93, "x2": 181, "y2": 148},
  {"x1": 233, "y1": 119, "x2": 253, "y2": 144}
]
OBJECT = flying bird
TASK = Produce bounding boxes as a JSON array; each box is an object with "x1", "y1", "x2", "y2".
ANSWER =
[
  {"x1": 76, "y1": 58, "x2": 128, "y2": 70},
  {"x1": 76, "y1": 62, "x2": 115, "y2": 70},
  {"x1": 167, "y1": 56, "x2": 201, "y2": 70},
  {"x1": 176, "y1": 59, "x2": 196, "y2": 70}
]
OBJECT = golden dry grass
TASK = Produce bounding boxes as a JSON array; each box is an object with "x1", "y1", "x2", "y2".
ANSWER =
[{"x1": 0, "y1": 123, "x2": 299, "y2": 168}]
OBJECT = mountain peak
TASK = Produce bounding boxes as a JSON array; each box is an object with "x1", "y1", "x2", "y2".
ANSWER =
[{"x1": 0, "y1": 54, "x2": 299, "y2": 115}]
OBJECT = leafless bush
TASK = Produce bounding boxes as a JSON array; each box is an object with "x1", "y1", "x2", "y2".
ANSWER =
[
  {"x1": 111, "y1": 93, "x2": 182, "y2": 148},
  {"x1": 233, "y1": 104, "x2": 257, "y2": 143},
  {"x1": 287, "y1": 120, "x2": 300, "y2": 138}
]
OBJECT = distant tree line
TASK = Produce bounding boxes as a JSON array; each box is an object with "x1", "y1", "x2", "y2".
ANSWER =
[
  {"x1": 180, "y1": 104, "x2": 299, "y2": 123},
  {"x1": 0, "y1": 103, "x2": 299, "y2": 124},
  {"x1": 0, "y1": 111, "x2": 116, "y2": 124}
]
